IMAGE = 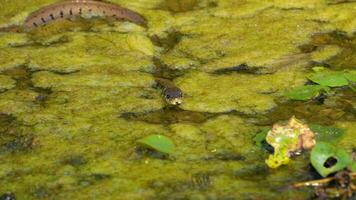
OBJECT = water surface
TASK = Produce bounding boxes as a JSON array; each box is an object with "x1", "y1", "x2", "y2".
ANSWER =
[{"x1": 0, "y1": 0, "x2": 355, "y2": 199}]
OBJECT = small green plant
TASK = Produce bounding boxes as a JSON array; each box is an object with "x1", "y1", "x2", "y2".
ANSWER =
[
  {"x1": 285, "y1": 85, "x2": 330, "y2": 101},
  {"x1": 285, "y1": 69, "x2": 355, "y2": 101},
  {"x1": 137, "y1": 134, "x2": 175, "y2": 155},
  {"x1": 255, "y1": 120, "x2": 348, "y2": 171},
  {"x1": 310, "y1": 142, "x2": 352, "y2": 177},
  {"x1": 308, "y1": 71, "x2": 349, "y2": 87},
  {"x1": 253, "y1": 128, "x2": 269, "y2": 148}
]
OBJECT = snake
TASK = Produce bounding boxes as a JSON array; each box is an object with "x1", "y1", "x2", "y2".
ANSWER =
[
  {"x1": 155, "y1": 78, "x2": 183, "y2": 105},
  {"x1": 23, "y1": 0, "x2": 147, "y2": 30},
  {"x1": 1, "y1": 0, "x2": 183, "y2": 105}
]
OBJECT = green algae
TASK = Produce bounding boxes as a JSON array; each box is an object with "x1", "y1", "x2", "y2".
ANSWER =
[
  {"x1": 0, "y1": 75, "x2": 16, "y2": 92},
  {"x1": 0, "y1": 33, "x2": 29, "y2": 48},
  {"x1": 311, "y1": 45, "x2": 342, "y2": 63},
  {"x1": 160, "y1": 1, "x2": 356, "y2": 73},
  {"x1": 32, "y1": 71, "x2": 155, "y2": 89},
  {"x1": 0, "y1": 0, "x2": 355, "y2": 199},
  {"x1": 161, "y1": 8, "x2": 321, "y2": 72},
  {"x1": 0, "y1": 89, "x2": 39, "y2": 115},
  {"x1": 28, "y1": 32, "x2": 155, "y2": 73},
  {"x1": 201, "y1": 115, "x2": 258, "y2": 155},
  {"x1": 336, "y1": 121, "x2": 356, "y2": 151},
  {"x1": 177, "y1": 68, "x2": 305, "y2": 114},
  {"x1": 163, "y1": 0, "x2": 198, "y2": 12}
]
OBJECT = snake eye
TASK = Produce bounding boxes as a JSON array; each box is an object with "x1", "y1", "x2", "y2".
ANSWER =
[{"x1": 165, "y1": 94, "x2": 171, "y2": 99}]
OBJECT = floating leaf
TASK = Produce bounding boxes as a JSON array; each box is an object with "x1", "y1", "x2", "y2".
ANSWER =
[
  {"x1": 285, "y1": 85, "x2": 330, "y2": 101},
  {"x1": 309, "y1": 124, "x2": 345, "y2": 144},
  {"x1": 311, "y1": 142, "x2": 351, "y2": 177},
  {"x1": 137, "y1": 134, "x2": 174, "y2": 155},
  {"x1": 308, "y1": 72, "x2": 349, "y2": 87},
  {"x1": 265, "y1": 116, "x2": 315, "y2": 168},
  {"x1": 253, "y1": 128, "x2": 269, "y2": 148}
]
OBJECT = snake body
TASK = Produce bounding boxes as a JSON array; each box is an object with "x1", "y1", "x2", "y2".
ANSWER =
[{"x1": 24, "y1": 0, "x2": 147, "y2": 30}]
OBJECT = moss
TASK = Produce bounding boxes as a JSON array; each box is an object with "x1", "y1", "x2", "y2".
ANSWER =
[
  {"x1": 169, "y1": 123, "x2": 202, "y2": 142},
  {"x1": 0, "y1": 50, "x2": 28, "y2": 73},
  {"x1": 201, "y1": 115, "x2": 258, "y2": 155},
  {"x1": 28, "y1": 32, "x2": 155, "y2": 73},
  {"x1": 161, "y1": 8, "x2": 323, "y2": 72},
  {"x1": 127, "y1": 33, "x2": 157, "y2": 56},
  {"x1": 176, "y1": 68, "x2": 305, "y2": 114},
  {"x1": 0, "y1": 0, "x2": 355, "y2": 199},
  {"x1": 0, "y1": 75, "x2": 16, "y2": 92},
  {"x1": 272, "y1": 0, "x2": 326, "y2": 9},
  {"x1": 31, "y1": 71, "x2": 155, "y2": 89},
  {"x1": 0, "y1": 33, "x2": 29, "y2": 47},
  {"x1": 0, "y1": 0, "x2": 52, "y2": 25},
  {"x1": 311, "y1": 45, "x2": 342, "y2": 62},
  {"x1": 0, "y1": 32, "x2": 156, "y2": 73},
  {"x1": 161, "y1": 1, "x2": 356, "y2": 72},
  {"x1": 335, "y1": 121, "x2": 356, "y2": 152},
  {"x1": 0, "y1": 89, "x2": 39, "y2": 115},
  {"x1": 212, "y1": 0, "x2": 272, "y2": 18}
]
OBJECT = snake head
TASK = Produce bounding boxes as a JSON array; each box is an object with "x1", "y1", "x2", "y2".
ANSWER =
[{"x1": 164, "y1": 88, "x2": 183, "y2": 105}]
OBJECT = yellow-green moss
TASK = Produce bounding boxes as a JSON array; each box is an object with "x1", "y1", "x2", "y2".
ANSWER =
[
  {"x1": 0, "y1": 75, "x2": 16, "y2": 91},
  {"x1": 0, "y1": 89, "x2": 39, "y2": 115},
  {"x1": 0, "y1": 0, "x2": 355, "y2": 199},
  {"x1": 31, "y1": 71, "x2": 155, "y2": 89},
  {"x1": 311, "y1": 45, "x2": 342, "y2": 63},
  {"x1": 28, "y1": 32, "x2": 155, "y2": 73},
  {"x1": 176, "y1": 67, "x2": 305, "y2": 114},
  {"x1": 161, "y1": 1, "x2": 356, "y2": 71},
  {"x1": 336, "y1": 121, "x2": 356, "y2": 152}
]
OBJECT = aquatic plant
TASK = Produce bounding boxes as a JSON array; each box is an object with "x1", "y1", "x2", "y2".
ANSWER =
[
  {"x1": 311, "y1": 142, "x2": 352, "y2": 177},
  {"x1": 285, "y1": 85, "x2": 330, "y2": 101},
  {"x1": 137, "y1": 134, "x2": 175, "y2": 155},
  {"x1": 293, "y1": 143, "x2": 355, "y2": 199},
  {"x1": 285, "y1": 69, "x2": 356, "y2": 101}
]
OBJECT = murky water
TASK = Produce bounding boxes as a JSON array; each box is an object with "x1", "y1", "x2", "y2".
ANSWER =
[{"x1": 0, "y1": 0, "x2": 355, "y2": 199}]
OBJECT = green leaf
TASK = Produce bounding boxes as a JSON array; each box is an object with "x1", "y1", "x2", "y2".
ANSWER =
[
  {"x1": 253, "y1": 128, "x2": 270, "y2": 147},
  {"x1": 308, "y1": 72, "x2": 349, "y2": 87},
  {"x1": 311, "y1": 142, "x2": 351, "y2": 177},
  {"x1": 309, "y1": 124, "x2": 344, "y2": 144},
  {"x1": 285, "y1": 85, "x2": 330, "y2": 100},
  {"x1": 137, "y1": 134, "x2": 175, "y2": 155}
]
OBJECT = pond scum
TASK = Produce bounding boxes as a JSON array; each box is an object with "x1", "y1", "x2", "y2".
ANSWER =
[{"x1": 0, "y1": 0, "x2": 355, "y2": 199}]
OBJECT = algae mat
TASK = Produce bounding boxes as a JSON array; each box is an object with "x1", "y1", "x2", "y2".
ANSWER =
[{"x1": 0, "y1": 0, "x2": 355, "y2": 199}]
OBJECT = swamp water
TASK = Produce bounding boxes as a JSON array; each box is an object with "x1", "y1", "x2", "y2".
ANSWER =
[{"x1": 0, "y1": 0, "x2": 355, "y2": 199}]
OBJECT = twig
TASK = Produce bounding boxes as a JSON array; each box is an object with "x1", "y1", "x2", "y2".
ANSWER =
[{"x1": 292, "y1": 172, "x2": 356, "y2": 188}]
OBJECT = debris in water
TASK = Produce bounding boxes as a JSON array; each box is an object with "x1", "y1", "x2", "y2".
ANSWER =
[{"x1": 265, "y1": 116, "x2": 316, "y2": 168}]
